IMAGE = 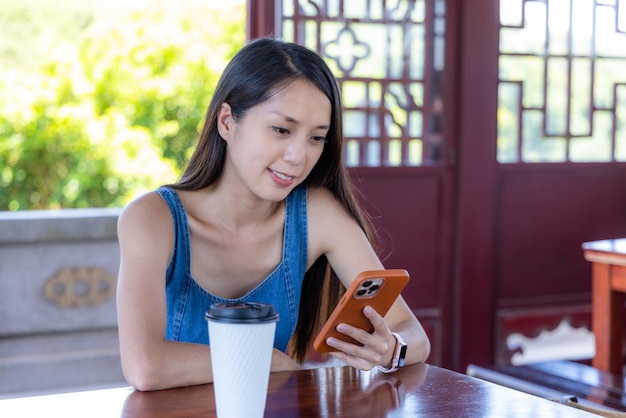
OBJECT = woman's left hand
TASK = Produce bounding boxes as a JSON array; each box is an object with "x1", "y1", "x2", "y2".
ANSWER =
[{"x1": 324, "y1": 306, "x2": 396, "y2": 370}]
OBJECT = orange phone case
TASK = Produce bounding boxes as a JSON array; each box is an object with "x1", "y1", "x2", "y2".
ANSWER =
[{"x1": 312, "y1": 269, "x2": 410, "y2": 353}]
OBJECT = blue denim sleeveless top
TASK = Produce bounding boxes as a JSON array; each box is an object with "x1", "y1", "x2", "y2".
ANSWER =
[{"x1": 156, "y1": 186, "x2": 308, "y2": 352}]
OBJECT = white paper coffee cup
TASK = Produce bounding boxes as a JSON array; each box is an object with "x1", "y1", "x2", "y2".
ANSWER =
[{"x1": 205, "y1": 302, "x2": 279, "y2": 418}]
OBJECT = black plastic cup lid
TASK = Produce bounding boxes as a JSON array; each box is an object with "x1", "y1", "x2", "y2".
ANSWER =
[{"x1": 205, "y1": 302, "x2": 279, "y2": 323}]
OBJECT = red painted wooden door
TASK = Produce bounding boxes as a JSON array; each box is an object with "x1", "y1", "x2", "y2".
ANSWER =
[
  {"x1": 250, "y1": 0, "x2": 458, "y2": 368},
  {"x1": 249, "y1": 0, "x2": 626, "y2": 372}
]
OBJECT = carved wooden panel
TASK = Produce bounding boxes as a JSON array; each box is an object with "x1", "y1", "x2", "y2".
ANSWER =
[
  {"x1": 277, "y1": 0, "x2": 447, "y2": 167},
  {"x1": 498, "y1": 0, "x2": 626, "y2": 163}
]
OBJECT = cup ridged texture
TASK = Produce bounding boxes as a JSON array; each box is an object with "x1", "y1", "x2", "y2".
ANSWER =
[{"x1": 208, "y1": 321, "x2": 276, "y2": 418}]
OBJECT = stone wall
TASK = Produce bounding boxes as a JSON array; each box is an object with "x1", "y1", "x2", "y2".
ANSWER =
[{"x1": 0, "y1": 209, "x2": 126, "y2": 398}]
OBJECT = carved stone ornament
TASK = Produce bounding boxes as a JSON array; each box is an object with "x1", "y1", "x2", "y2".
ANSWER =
[{"x1": 44, "y1": 267, "x2": 116, "y2": 308}]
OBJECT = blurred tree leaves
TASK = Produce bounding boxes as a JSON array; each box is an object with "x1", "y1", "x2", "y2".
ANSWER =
[{"x1": 0, "y1": 0, "x2": 245, "y2": 210}]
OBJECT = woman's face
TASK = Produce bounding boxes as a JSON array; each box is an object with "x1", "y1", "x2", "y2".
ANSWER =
[{"x1": 218, "y1": 80, "x2": 331, "y2": 201}]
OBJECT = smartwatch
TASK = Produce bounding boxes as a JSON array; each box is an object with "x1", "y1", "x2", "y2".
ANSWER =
[{"x1": 377, "y1": 332, "x2": 408, "y2": 373}]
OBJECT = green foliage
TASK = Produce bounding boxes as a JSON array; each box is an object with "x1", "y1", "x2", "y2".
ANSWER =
[{"x1": 0, "y1": 1, "x2": 245, "y2": 210}]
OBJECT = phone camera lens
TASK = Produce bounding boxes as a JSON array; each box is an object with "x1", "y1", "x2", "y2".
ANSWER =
[
  {"x1": 362, "y1": 280, "x2": 373, "y2": 288},
  {"x1": 356, "y1": 289, "x2": 367, "y2": 296},
  {"x1": 368, "y1": 284, "x2": 380, "y2": 293}
]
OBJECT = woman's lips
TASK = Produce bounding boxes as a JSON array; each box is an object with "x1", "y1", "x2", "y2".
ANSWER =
[{"x1": 268, "y1": 168, "x2": 295, "y2": 186}]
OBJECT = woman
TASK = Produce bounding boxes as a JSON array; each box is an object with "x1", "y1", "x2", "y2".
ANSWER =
[{"x1": 116, "y1": 37, "x2": 430, "y2": 391}]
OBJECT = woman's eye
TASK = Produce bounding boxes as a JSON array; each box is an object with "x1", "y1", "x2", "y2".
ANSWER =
[
  {"x1": 312, "y1": 136, "x2": 327, "y2": 144},
  {"x1": 273, "y1": 126, "x2": 290, "y2": 135}
]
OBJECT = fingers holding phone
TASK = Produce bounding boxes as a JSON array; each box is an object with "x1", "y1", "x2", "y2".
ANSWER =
[
  {"x1": 325, "y1": 305, "x2": 398, "y2": 370},
  {"x1": 312, "y1": 270, "x2": 410, "y2": 370}
]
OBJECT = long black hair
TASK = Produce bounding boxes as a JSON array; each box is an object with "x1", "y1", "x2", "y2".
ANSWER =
[{"x1": 172, "y1": 37, "x2": 377, "y2": 362}]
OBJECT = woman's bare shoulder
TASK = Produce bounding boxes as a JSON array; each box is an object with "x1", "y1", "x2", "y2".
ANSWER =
[
  {"x1": 307, "y1": 186, "x2": 341, "y2": 211},
  {"x1": 306, "y1": 186, "x2": 361, "y2": 246},
  {"x1": 306, "y1": 186, "x2": 352, "y2": 221},
  {"x1": 118, "y1": 190, "x2": 173, "y2": 239}
]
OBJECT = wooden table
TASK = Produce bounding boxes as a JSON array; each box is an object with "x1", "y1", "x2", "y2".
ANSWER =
[
  {"x1": 583, "y1": 238, "x2": 626, "y2": 375},
  {"x1": 0, "y1": 363, "x2": 597, "y2": 417},
  {"x1": 468, "y1": 360, "x2": 626, "y2": 414}
]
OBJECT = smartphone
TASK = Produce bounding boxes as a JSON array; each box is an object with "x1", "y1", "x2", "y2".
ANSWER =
[{"x1": 313, "y1": 269, "x2": 410, "y2": 353}]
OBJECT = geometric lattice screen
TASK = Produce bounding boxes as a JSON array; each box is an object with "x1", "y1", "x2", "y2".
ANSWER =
[
  {"x1": 276, "y1": 0, "x2": 446, "y2": 167},
  {"x1": 498, "y1": 0, "x2": 626, "y2": 163}
]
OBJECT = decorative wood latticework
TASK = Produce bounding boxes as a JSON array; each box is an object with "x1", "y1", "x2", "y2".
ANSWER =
[
  {"x1": 498, "y1": 0, "x2": 626, "y2": 163},
  {"x1": 276, "y1": 0, "x2": 447, "y2": 167}
]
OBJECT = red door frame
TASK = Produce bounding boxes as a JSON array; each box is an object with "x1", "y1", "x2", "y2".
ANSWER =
[
  {"x1": 453, "y1": 0, "x2": 499, "y2": 370},
  {"x1": 248, "y1": 0, "x2": 626, "y2": 373},
  {"x1": 246, "y1": 0, "x2": 484, "y2": 371},
  {"x1": 246, "y1": 0, "x2": 524, "y2": 372}
]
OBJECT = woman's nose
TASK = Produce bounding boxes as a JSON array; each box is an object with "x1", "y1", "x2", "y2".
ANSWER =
[{"x1": 283, "y1": 140, "x2": 306, "y2": 165}]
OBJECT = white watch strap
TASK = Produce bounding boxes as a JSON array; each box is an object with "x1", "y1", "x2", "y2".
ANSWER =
[{"x1": 376, "y1": 332, "x2": 406, "y2": 373}]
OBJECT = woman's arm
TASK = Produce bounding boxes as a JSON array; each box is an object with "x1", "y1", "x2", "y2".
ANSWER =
[
  {"x1": 307, "y1": 188, "x2": 431, "y2": 370},
  {"x1": 116, "y1": 192, "x2": 213, "y2": 390}
]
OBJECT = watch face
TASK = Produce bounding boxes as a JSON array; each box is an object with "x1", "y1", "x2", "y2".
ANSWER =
[{"x1": 397, "y1": 344, "x2": 408, "y2": 368}]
